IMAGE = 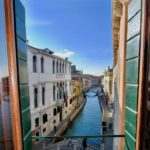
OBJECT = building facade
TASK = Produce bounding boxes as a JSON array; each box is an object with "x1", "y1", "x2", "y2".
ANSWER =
[
  {"x1": 103, "y1": 67, "x2": 113, "y2": 101},
  {"x1": 27, "y1": 45, "x2": 72, "y2": 137},
  {"x1": 82, "y1": 77, "x2": 92, "y2": 91},
  {"x1": 70, "y1": 80, "x2": 83, "y2": 107}
]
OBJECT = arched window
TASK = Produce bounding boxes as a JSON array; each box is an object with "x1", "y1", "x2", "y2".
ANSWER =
[
  {"x1": 70, "y1": 99, "x2": 72, "y2": 104},
  {"x1": 41, "y1": 57, "x2": 44, "y2": 73},
  {"x1": 62, "y1": 83, "x2": 65, "y2": 95},
  {"x1": 34, "y1": 88, "x2": 38, "y2": 108},
  {"x1": 53, "y1": 61, "x2": 55, "y2": 74},
  {"x1": 57, "y1": 106, "x2": 60, "y2": 113},
  {"x1": 56, "y1": 61, "x2": 58, "y2": 73},
  {"x1": 57, "y1": 92, "x2": 59, "y2": 100},
  {"x1": 65, "y1": 64, "x2": 67, "y2": 74},
  {"x1": 53, "y1": 108, "x2": 57, "y2": 116},
  {"x1": 43, "y1": 114, "x2": 47, "y2": 123},
  {"x1": 60, "y1": 62, "x2": 61, "y2": 73},
  {"x1": 57, "y1": 83, "x2": 59, "y2": 100},
  {"x1": 59, "y1": 83, "x2": 62, "y2": 99},
  {"x1": 62, "y1": 63, "x2": 64, "y2": 73},
  {"x1": 42, "y1": 87, "x2": 45, "y2": 105},
  {"x1": 33, "y1": 55, "x2": 37, "y2": 72},
  {"x1": 59, "y1": 89, "x2": 61, "y2": 99},
  {"x1": 53, "y1": 85, "x2": 55, "y2": 101}
]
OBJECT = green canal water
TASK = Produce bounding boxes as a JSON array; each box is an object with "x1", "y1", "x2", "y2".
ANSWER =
[{"x1": 64, "y1": 87, "x2": 102, "y2": 147}]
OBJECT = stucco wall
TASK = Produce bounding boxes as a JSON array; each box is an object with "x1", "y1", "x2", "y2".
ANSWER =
[
  {"x1": 27, "y1": 46, "x2": 72, "y2": 137},
  {"x1": 113, "y1": 2, "x2": 128, "y2": 150}
]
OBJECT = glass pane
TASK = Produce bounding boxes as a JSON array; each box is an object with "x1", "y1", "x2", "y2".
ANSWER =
[{"x1": 0, "y1": 0, "x2": 13, "y2": 149}]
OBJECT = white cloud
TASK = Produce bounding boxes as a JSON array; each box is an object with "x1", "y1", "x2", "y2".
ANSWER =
[{"x1": 55, "y1": 50, "x2": 75, "y2": 58}]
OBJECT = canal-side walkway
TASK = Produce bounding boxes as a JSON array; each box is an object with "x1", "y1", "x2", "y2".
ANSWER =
[
  {"x1": 98, "y1": 92, "x2": 113, "y2": 150},
  {"x1": 103, "y1": 130, "x2": 113, "y2": 150},
  {"x1": 33, "y1": 99, "x2": 86, "y2": 150}
]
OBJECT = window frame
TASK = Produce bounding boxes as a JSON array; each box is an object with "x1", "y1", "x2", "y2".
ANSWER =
[
  {"x1": 53, "y1": 85, "x2": 55, "y2": 101},
  {"x1": 53, "y1": 60, "x2": 55, "y2": 74},
  {"x1": 42, "y1": 86, "x2": 45, "y2": 105},
  {"x1": 34, "y1": 87, "x2": 38, "y2": 108},
  {"x1": 35, "y1": 117, "x2": 39, "y2": 127},
  {"x1": 33, "y1": 55, "x2": 37, "y2": 73},
  {"x1": 43, "y1": 114, "x2": 48, "y2": 124},
  {"x1": 41, "y1": 57, "x2": 44, "y2": 73}
]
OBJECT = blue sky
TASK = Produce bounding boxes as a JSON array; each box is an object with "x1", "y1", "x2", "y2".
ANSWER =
[{"x1": 21, "y1": 0, "x2": 113, "y2": 75}]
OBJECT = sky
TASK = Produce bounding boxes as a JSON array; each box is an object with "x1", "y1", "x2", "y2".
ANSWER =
[{"x1": 21, "y1": 0, "x2": 113, "y2": 76}]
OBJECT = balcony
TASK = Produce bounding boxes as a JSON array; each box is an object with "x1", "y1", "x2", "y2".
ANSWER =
[
  {"x1": 56, "y1": 73, "x2": 66, "y2": 79},
  {"x1": 50, "y1": 73, "x2": 71, "y2": 81}
]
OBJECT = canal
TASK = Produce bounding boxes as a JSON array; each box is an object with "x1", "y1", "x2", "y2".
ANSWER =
[{"x1": 64, "y1": 87, "x2": 102, "y2": 147}]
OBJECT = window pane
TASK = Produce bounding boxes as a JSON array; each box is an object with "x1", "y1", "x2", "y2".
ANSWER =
[
  {"x1": 33, "y1": 56, "x2": 37, "y2": 72},
  {"x1": 42, "y1": 87, "x2": 45, "y2": 105},
  {"x1": 41, "y1": 57, "x2": 44, "y2": 73},
  {"x1": 0, "y1": 0, "x2": 13, "y2": 149},
  {"x1": 34, "y1": 88, "x2": 38, "y2": 107}
]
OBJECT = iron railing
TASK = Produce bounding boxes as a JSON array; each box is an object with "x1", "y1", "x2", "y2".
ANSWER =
[
  {"x1": 32, "y1": 135, "x2": 125, "y2": 150},
  {"x1": 32, "y1": 135, "x2": 125, "y2": 140}
]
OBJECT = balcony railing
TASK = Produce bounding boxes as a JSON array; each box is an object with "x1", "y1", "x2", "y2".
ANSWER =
[
  {"x1": 32, "y1": 135, "x2": 125, "y2": 150},
  {"x1": 56, "y1": 73, "x2": 66, "y2": 79}
]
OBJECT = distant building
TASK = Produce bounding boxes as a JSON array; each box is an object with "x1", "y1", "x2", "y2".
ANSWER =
[
  {"x1": 100, "y1": 75, "x2": 104, "y2": 86},
  {"x1": 27, "y1": 45, "x2": 72, "y2": 137},
  {"x1": 71, "y1": 65, "x2": 83, "y2": 82},
  {"x1": 82, "y1": 77, "x2": 92, "y2": 91},
  {"x1": 103, "y1": 67, "x2": 113, "y2": 100},
  {"x1": 71, "y1": 65, "x2": 76, "y2": 73},
  {"x1": 71, "y1": 65, "x2": 83, "y2": 75},
  {"x1": 71, "y1": 66, "x2": 98, "y2": 91},
  {"x1": 69, "y1": 80, "x2": 84, "y2": 110}
]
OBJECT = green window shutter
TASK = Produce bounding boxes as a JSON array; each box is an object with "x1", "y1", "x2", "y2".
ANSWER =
[
  {"x1": 125, "y1": 0, "x2": 142, "y2": 149},
  {"x1": 14, "y1": 0, "x2": 32, "y2": 150}
]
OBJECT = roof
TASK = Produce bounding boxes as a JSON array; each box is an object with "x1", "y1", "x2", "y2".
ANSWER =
[{"x1": 28, "y1": 45, "x2": 72, "y2": 64}]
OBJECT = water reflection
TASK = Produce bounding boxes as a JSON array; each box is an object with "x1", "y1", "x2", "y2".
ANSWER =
[
  {"x1": 0, "y1": 0, "x2": 13, "y2": 147},
  {"x1": 0, "y1": 77, "x2": 13, "y2": 149}
]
